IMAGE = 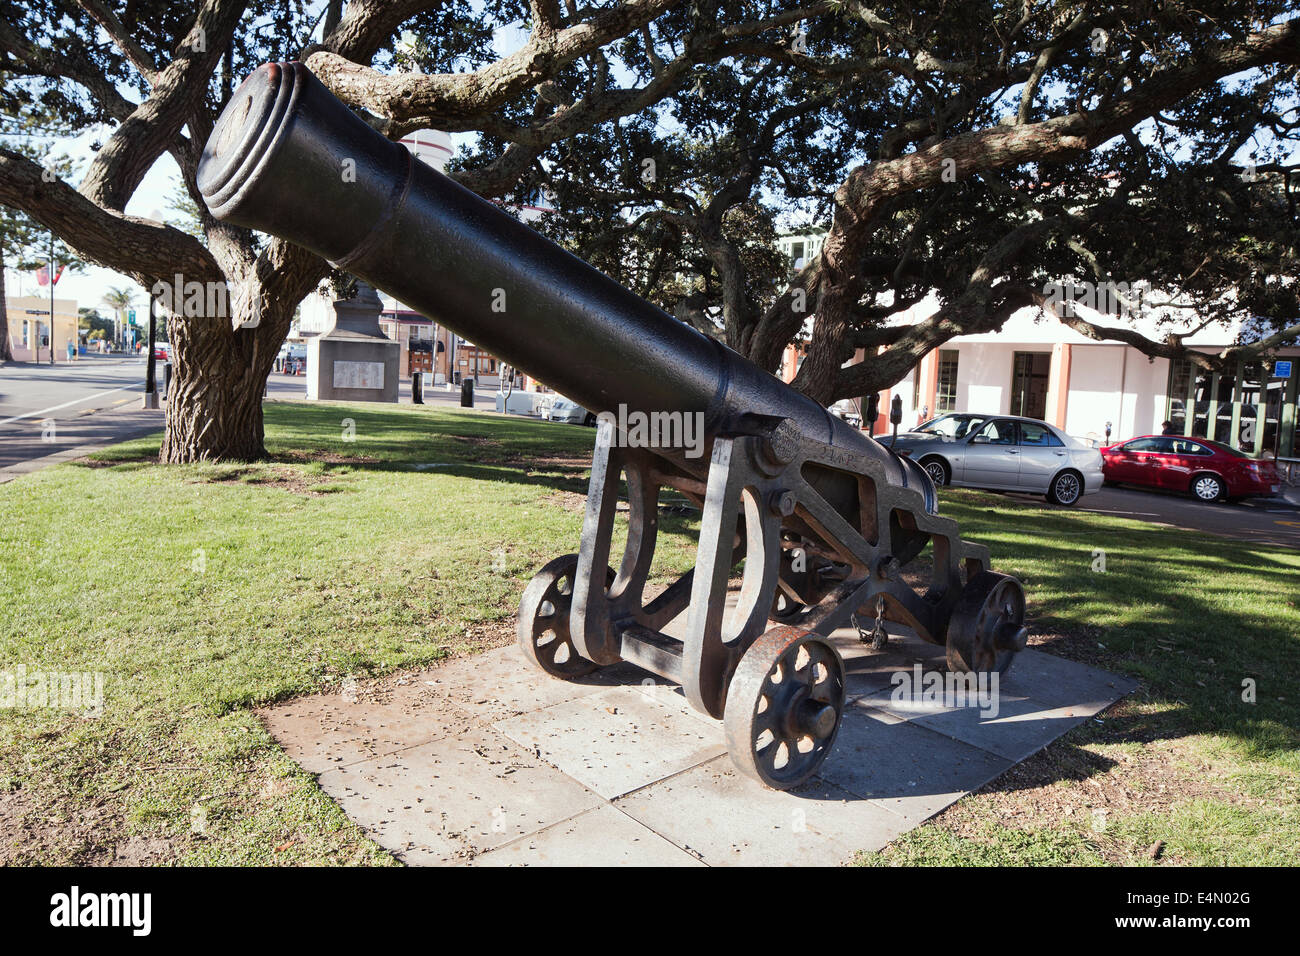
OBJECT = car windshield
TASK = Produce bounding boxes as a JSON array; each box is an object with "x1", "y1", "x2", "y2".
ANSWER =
[
  {"x1": 916, "y1": 414, "x2": 988, "y2": 439},
  {"x1": 552, "y1": 398, "x2": 574, "y2": 409}
]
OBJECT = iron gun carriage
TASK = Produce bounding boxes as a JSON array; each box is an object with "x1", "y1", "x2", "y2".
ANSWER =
[{"x1": 200, "y1": 62, "x2": 1029, "y2": 789}]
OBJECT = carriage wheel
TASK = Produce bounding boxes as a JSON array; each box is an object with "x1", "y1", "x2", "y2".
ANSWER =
[
  {"x1": 724, "y1": 626, "x2": 846, "y2": 790},
  {"x1": 517, "y1": 554, "x2": 614, "y2": 679},
  {"x1": 945, "y1": 571, "x2": 1028, "y2": 675}
]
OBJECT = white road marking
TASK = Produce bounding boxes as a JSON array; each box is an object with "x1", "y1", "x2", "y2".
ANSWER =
[{"x1": 0, "y1": 383, "x2": 140, "y2": 426}]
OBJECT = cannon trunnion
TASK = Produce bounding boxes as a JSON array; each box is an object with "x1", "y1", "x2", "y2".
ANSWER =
[{"x1": 200, "y1": 62, "x2": 1028, "y2": 790}]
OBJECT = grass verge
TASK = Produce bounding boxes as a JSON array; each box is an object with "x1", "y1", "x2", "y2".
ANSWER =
[{"x1": 859, "y1": 486, "x2": 1300, "y2": 865}]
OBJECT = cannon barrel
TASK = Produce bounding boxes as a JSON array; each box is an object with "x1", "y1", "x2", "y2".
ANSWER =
[
  {"x1": 197, "y1": 64, "x2": 1029, "y2": 776},
  {"x1": 198, "y1": 62, "x2": 934, "y2": 518}
]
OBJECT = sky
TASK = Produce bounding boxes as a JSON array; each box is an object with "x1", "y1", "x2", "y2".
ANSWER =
[{"x1": 3, "y1": 4, "x2": 526, "y2": 315}]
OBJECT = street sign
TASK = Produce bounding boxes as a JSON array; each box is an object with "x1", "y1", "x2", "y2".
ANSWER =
[
  {"x1": 1274, "y1": 360, "x2": 1293, "y2": 379},
  {"x1": 24, "y1": 308, "x2": 49, "y2": 315}
]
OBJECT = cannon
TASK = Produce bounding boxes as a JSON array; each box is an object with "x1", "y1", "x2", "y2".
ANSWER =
[{"x1": 199, "y1": 62, "x2": 1029, "y2": 790}]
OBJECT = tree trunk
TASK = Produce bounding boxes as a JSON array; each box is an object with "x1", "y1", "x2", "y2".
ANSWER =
[
  {"x1": 793, "y1": 291, "x2": 852, "y2": 405},
  {"x1": 161, "y1": 359, "x2": 270, "y2": 461},
  {"x1": 158, "y1": 299, "x2": 284, "y2": 463}
]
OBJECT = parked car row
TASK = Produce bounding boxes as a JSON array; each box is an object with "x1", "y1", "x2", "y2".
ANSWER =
[{"x1": 867, "y1": 408, "x2": 1279, "y2": 505}]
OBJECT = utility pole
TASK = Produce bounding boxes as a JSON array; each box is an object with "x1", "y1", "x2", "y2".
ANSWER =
[
  {"x1": 48, "y1": 230, "x2": 55, "y2": 365},
  {"x1": 143, "y1": 289, "x2": 159, "y2": 408}
]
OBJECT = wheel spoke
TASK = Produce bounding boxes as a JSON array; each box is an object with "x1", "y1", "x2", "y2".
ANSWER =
[{"x1": 751, "y1": 695, "x2": 780, "y2": 737}]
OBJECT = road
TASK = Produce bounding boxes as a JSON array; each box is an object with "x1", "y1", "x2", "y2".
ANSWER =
[
  {"x1": 0, "y1": 355, "x2": 160, "y2": 472},
  {"x1": 0, "y1": 356, "x2": 500, "y2": 474},
  {"x1": 995, "y1": 484, "x2": 1300, "y2": 548}
]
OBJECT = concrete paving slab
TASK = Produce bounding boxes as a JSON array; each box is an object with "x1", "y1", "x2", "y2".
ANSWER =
[
  {"x1": 263, "y1": 628, "x2": 1136, "y2": 865},
  {"x1": 495, "y1": 684, "x2": 727, "y2": 799},
  {"x1": 817, "y1": 701, "x2": 1013, "y2": 822},
  {"x1": 614, "y1": 756, "x2": 911, "y2": 865},
  {"x1": 859, "y1": 687, "x2": 1098, "y2": 763},
  {"x1": 259, "y1": 686, "x2": 473, "y2": 775},
  {"x1": 998, "y1": 647, "x2": 1140, "y2": 709},
  {"x1": 470, "y1": 805, "x2": 703, "y2": 867},
  {"x1": 316, "y1": 725, "x2": 601, "y2": 864},
  {"x1": 834, "y1": 632, "x2": 949, "y2": 699},
  {"x1": 425, "y1": 646, "x2": 648, "y2": 723}
]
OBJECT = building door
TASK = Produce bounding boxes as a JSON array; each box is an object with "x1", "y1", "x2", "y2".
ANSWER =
[{"x1": 1010, "y1": 352, "x2": 1051, "y2": 419}]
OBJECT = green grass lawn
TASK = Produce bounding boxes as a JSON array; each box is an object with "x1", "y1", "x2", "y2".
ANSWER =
[
  {"x1": 0, "y1": 400, "x2": 699, "y2": 864},
  {"x1": 1, "y1": 399, "x2": 1296, "y2": 865}
]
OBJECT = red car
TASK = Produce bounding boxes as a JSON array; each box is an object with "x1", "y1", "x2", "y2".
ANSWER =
[{"x1": 1101, "y1": 435, "x2": 1280, "y2": 502}]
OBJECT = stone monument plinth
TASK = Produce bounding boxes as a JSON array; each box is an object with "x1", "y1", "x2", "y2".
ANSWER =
[{"x1": 306, "y1": 282, "x2": 400, "y2": 403}]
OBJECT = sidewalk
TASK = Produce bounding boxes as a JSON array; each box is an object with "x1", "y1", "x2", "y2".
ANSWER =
[{"x1": 0, "y1": 398, "x2": 162, "y2": 480}]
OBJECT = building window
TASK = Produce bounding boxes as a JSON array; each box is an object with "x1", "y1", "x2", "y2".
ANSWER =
[
  {"x1": 936, "y1": 350, "x2": 959, "y2": 412},
  {"x1": 1170, "y1": 359, "x2": 1294, "y2": 457},
  {"x1": 1166, "y1": 358, "x2": 1194, "y2": 435},
  {"x1": 1010, "y1": 352, "x2": 1051, "y2": 419},
  {"x1": 1213, "y1": 370, "x2": 1237, "y2": 443}
]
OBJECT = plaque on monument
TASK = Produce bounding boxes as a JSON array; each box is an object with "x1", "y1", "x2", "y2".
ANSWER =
[
  {"x1": 332, "y1": 360, "x2": 385, "y2": 389},
  {"x1": 304, "y1": 282, "x2": 400, "y2": 403}
]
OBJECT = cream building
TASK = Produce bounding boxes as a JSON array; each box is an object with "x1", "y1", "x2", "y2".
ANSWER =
[{"x1": 3, "y1": 294, "x2": 79, "y2": 362}]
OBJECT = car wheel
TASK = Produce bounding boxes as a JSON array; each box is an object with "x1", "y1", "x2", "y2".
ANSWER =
[
  {"x1": 583, "y1": 412, "x2": 597, "y2": 427},
  {"x1": 1047, "y1": 470, "x2": 1083, "y2": 506},
  {"x1": 920, "y1": 457, "x2": 949, "y2": 487},
  {"x1": 1191, "y1": 473, "x2": 1224, "y2": 502}
]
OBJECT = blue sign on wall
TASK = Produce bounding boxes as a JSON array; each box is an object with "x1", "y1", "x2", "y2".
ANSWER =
[{"x1": 1274, "y1": 360, "x2": 1293, "y2": 379}]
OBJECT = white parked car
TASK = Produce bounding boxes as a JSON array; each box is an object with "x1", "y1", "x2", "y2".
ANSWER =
[
  {"x1": 546, "y1": 396, "x2": 596, "y2": 427},
  {"x1": 827, "y1": 399, "x2": 863, "y2": 428}
]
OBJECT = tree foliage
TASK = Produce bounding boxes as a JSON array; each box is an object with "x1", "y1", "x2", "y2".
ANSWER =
[{"x1": 0, "y1": 0, "x2": 1296, "y2": 440}]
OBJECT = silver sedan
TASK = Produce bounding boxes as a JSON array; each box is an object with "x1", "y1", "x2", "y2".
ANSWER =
[{"x1": 877, "y1": 413, "x2": 1105, "y2": 505}]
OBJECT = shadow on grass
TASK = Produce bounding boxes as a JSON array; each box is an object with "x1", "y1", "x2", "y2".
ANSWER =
[
  {"x1": 72, "y1": 400, "x2": 601, "y2": 495},
  {"x1": 937, "y1": 492, "x2": 1300, "y2": 768}
]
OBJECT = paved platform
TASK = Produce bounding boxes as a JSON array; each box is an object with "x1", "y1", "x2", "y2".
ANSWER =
[{"x1": 261, "y1": 620, "x2": 1137, "y2": 866}]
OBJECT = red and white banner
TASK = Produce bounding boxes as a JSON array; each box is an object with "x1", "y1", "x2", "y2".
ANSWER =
[{"x1": 35, "y1": 264, "x2": 65, "y2": 286}]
